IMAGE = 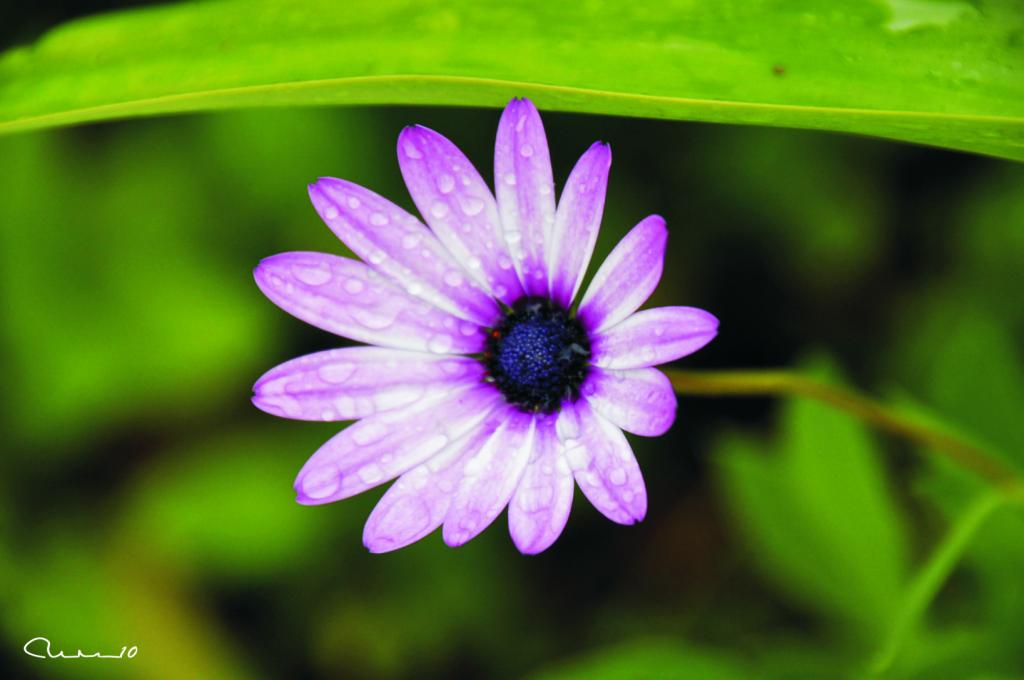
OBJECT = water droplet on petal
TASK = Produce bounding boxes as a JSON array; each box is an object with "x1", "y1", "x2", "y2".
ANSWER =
[
  {"x1": 467, "y1": 256, "x2": 482, "y2": 270},
  {"x1": 430, "y1": 201, "x2": 450, "y2": 219},
  {"x1": 353, "y1": 308, "x2": 397, "y2": 330},
  {"x1": 609, "y1": 468, "x2": 627, "y2": 485},
  {"x1": 460, "y1": 196, "x2": 485, "y2": 216},
  {"x1": 368, "y1": 250, "x2": 387, "y2": 265},
  {"x1": 357, "y1": 463, "x2": 384, "y2": 484},
  {"x1": 402, "y1": 139, "x2": 422, "y2": 159},
  {"x1": 370, "y1": 212, "x2": 389, "y2": 226},
  {"x1": 301, "y1": 467, "x2": 340, "y2": 500},
  {"x1": 401, "y1": 233, "x2": 422, "y2": 250},
  {"x1": 323, "y1": 204, "x2": 339, "y2": 219},
  {"x1": 352, "y1": 421, "x2": 389, "y2": 446},
  {"x1": 406, "y1": 281, "x2": 424, "y2": 296},
  {"x1": 519, "y1": 144, "x2": 534, "y2": 157},
  {"x1": 443, "y1": 270, "x2": 464, "y2": 287},
  {"x1": 503, "y1": 172, "x2": 517, "y2": 186},
  {"x1": 497, "y1": 254, "x2": 513, "y2": 270},
  {"x1": 344, "y1": 278, "x2": 365, "y2": 294},
  {"x1": 428, "y1": 334, "x2": 454, "y2": 354},
  {"x1": 319, "y1": 362, "x2": 356, "y2": 383},
  {"x1": 292, "y1": 263, "x2": 331, "y2": 286},
  {"x1": 437, "y1": 173, "x2": 456, "y2": 194},
  {"x1": 347, "y1": 196, "x2": 361, "y2": 209}
]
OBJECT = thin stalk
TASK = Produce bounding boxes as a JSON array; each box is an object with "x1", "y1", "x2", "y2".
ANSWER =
[
  {"x1": 867, "y1": 490, "x2": 1006, "y2": 674},
  {"x1": 664, "y1": 369, "x2": 1022, "y2": 492}
]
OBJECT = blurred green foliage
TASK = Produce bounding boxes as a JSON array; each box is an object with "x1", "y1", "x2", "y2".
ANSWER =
[
  {"x1": 716, "y1": 359, "x2": 909, "y2": 648},
  {"x1": 1, "y1": 67, "x2": 1023, "y2": 680}
]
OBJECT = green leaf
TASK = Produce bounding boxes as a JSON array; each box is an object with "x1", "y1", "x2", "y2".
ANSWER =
[
  {"x1": 2, "y1": 1, "x2": 1023, "y2": 159},
  {"x1": 715, "y1": 357, "x2": 909, "y2": 644}
]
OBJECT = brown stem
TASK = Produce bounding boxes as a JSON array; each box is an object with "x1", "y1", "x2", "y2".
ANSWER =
[{"x1": 664, "y1": 369, "x2": 1021, "y2": 491}]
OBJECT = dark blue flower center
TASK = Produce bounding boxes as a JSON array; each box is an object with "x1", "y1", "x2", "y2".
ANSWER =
[{"x1": 483, "y1": 297, "x2": 590, "y2": 413}]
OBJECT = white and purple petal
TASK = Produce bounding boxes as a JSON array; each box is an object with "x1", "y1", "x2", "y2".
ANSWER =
[
  {"x1": 494, "y1": 98, "x2": 556, "y2": 296},
  {"x1": 508, "y1": 415, "x2": 574, "y2": 554},
  {"x1": 308, "y1": 178, "x2": 500, "y2": 326},
  {"x1": 582, "y1": 367, "x2": 677, "y2": 436},
  {"x1": 254, "y1": 252, "x2": 484, "y2": 354},
  {"x1": 253, "y1": 346, "x2": 483, "y2": 421},
  {"x1": 578, "y1": 215, "x2": 668, "y2": 332},
  {"x1": 558, "y1": 400, "x2": 647, "y2": 525},
  {"x1": 443, "y1": 409, "x2": 535, "y2": 547},
  {"x1": 295, "y1": 384, "x2": 502, "y2": 505},
  {"x1": 397, "y1": 125, "x2": 524, "y2": 305},
  {"x1": 547, "y1": 142, "x2": 611, "y2": 309},
  {"x1": 592, "y1": 306, "x2": 719, "y2": 370},
  {"x1": 363, "y1": 422, "x2": 499, "y2": 553}
]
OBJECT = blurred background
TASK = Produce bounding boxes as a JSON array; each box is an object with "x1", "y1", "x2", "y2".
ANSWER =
[{"x1": 2, "y1": 4, "x2": 1024, "y2": 680}]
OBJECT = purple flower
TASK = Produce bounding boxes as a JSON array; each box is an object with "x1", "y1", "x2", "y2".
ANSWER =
[{"x1": 253, "y1": 98, "x2": 718, "y2": 554}]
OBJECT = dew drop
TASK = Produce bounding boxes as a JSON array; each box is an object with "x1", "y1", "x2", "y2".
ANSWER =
[
  {"x1": 347, "y1": 196, "x2": 361, "y2": 209},
  {"x1": 352, "y1": 422, "x2": 388, "y2": 446},
  {"x1": 369, "y1": 212, "x2": 389, "y2": 226},
  {"x1": 301, "y1": 468, "x2": 340, "y2": 499},
  {"x1": 323, "y1": 204, "x2": 340, "y2": 220},
  {"x1": 467, "y1": 256, "x2": 482, "y2": 270},
  {"x1": 428, "y1": 334, "x2": 454, "y2": 353},
  {"x1": 519, "y1": 144, "x2": 534, "y2": 157},
  {"x1": 318, "y1": 362, "x2": 356, "y2": 383},
  {"x1": 497, "y1": 254, "x2": 513, "y2": 270},
  {"x1": 353, "y1": 308, "x2": 397, "y2": 330},
  {"x1": 564, "y1": 444, "x2": 588, "y2": 469},
  {"x1": 292, "y1": 264, "x2": 331, "y2": 286},
  {"x1": 401, "y1": 233, "x2": 422, "y2": 250},
  {"x1": 437, "y1": 173, "x2": 456, "y2": 194},
  {"x1": 357, "y1": 463, "x2": 384, "y2": 484},
  {"x1": 430, "y1": 201, "x2": 450, "y2": 219},
  {"x1": 344, "y1": 278, "x2": 365, "y2": 294},
  {"x1": 406, "y1": 281, "x2": 424, "y2": 296},
  {"x1": 368, "y1": 250, "x2": 387, "y2": 265},
  {"x1": 402, "y1": 139, "x2": 422, "y2": 159},
  {"x1": 443, "y1": 270, "x2": 464, "y2": 287},
  {"x1": 609, "y1": 468, "x2": 627, "y2": 486},
  {"x1": 503, "y1": 172, "x2": 517, "y2": 186},
  {"x1": 460, "y1": 196, "x2": 485, "y2": 216}
]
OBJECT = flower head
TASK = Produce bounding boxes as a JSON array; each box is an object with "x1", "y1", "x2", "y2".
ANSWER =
[{"x1": 253, "y1": 98, "x2": 718, "y2": 554}]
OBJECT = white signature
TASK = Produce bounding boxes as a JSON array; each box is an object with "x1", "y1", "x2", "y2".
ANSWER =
[{"x1": 24, "y1": 636, "x2": 138, "y2": 660}]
